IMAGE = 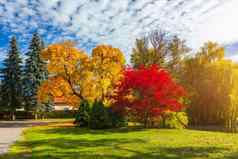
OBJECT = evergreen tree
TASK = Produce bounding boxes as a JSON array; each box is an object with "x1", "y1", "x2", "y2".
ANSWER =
[
  {"x1": 1, "y1": 36, "x2": 23, "y2": 120},
  {"x1": 23, "y1": 33, "x2": 48, "y2": 114}
]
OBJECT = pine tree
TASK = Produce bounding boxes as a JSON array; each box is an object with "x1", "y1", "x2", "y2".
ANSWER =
[
  {"x1": 23, "y1": 33, "x2": 48, "y2": 115},
  {"x1": 1, "y1": 36, "x2": 23, "y2": 120}
]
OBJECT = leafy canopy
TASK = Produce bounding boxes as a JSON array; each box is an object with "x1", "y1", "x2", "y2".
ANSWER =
[
  {"x1": 38, "y1": 42, "x2": 125, "y2": 106},
  {"x1": 112, "y1": 65, "x2": 186, "y2": 126}
]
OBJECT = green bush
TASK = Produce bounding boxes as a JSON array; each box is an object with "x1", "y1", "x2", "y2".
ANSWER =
[
  {"x1": 163, "y1": 112, "x2": 188, "y2": 129},
  {"x1": 74, "y1": 100, "x2": 91, "y2": 127},
  {"x1": 108, "y1": 108, "x2": 127, "y2": 128},
  {"x1": 88, "y1": 101, "x2": 127, "y2": 129},
  {"x1": 89, "y1": 101, "x2": 111, "y2": 129}
]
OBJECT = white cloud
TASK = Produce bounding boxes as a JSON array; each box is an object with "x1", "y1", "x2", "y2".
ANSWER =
[
  {"x1": 189, "y1": 0, "x2": 238, "y2": 49},
  {"x1": 0, "y1": 0, "x2": 238, "y2": 61}
]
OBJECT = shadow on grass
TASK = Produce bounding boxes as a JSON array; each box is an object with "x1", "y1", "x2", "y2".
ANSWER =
[
  {"x1": 188, "y1": 125, "x2": 229, "y2": 133},
  {"x1": 2, "y1": 126, "x2": 238, "y2": 159},
  {"x1": 16, "y1": 138, "x2": 146, "y2": 149},
  {"x1": 39, "y1": 126, "x2": 147, "y2": 135},
  {"x1": 1, "y1": 145, "x2": 237, "y2": 159}
]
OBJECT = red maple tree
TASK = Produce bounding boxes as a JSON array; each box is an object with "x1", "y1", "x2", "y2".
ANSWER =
[{"x1": 113, "y1": 65, "x2": 186, "y2": 127}]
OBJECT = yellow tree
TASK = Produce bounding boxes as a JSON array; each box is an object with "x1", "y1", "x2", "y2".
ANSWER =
[
  {"x1": 38, "y1": 41, "x2": 95, "y2": 107},
  {"x1": 181, "y1": 41, "x2": 238, "y2": 128},
  {"x1": 196, "y1": 41, "x2": 224, "y2": 64},
  {"x1": 38, "y1": 42, "x2": 125, "y2": 107},
  {"x1": 91, "y1": 45, "x2": 125, "y2": 104}
]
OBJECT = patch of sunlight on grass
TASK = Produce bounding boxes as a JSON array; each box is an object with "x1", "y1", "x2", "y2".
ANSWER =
[{"x1": 2, "y1": 124, "x2": 238, "y2": 159}]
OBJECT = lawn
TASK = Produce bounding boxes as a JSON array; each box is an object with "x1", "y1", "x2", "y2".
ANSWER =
[{"x1": 2, "y1": 124, "x2": 238, "y2": 159}]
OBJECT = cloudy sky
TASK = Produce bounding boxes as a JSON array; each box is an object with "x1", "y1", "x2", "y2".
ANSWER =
[{"x1": 0, "y1": 0, "x2": 238, "y2": 61}]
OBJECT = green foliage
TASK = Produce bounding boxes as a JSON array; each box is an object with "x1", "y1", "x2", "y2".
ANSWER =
[
  {"x1": 89, "y1": 101, "x2": 111, "y2": 129},
  {"x1": 34, "y1": 97, "x2": 54, "y2": 115},
  {"x1": 163, "y1": 112, "x2": 189, "y2": 129},
  {"x1": 130, "y1": 38, "x2": 156, "y2": 67},
  {"x1": 108, "y1": 108, "x2": 128, "y2": 128},
  {"x1": 131, "y1": 31, "x2": 190, "y2": 77},
  {"x1": 74, "y1": 100, "x2": 91, "y2": 127},
  {"x1": 0, "y1": 36, "x2": 23, "y2": 119},
  {"x1": 23, "y1": 33, "x2": 48, "y2": 112},
  {"x1": 89, "y1": 101, "x2": 127, "y2": 129}
]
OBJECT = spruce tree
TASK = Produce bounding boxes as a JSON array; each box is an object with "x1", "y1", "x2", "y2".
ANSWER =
[
  {"x1": 1, "y1": 36, "x2": 23, "y2": 120},
  {"x1": 23, "y1": 33, "x2": 48, "y2": 115}
]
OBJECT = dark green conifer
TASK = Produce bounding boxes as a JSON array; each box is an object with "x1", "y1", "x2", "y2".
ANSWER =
[{"x1": 1, "y1": 36, "x2": 23, "y2": 120}]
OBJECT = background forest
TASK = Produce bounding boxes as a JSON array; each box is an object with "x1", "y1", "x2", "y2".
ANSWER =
[{"x1": 1, "y1": 30, "x2": 238, "y2": 132}]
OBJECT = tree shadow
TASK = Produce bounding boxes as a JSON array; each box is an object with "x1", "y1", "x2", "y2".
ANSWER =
[
  {"x1": 2, "y1": 126, "x2": 238, "y2": 159},
  {"x1": 39, "y1": 126, "x2": 146, "y2": 136},
  {"x1": 15, "y1": 138, "x2": 146, "y2": 149},
  {"x1": 188, "y1": 125, "x2": 229, "y2": 133},
  {"x1": 1, "y1": 145, "x2": 237, "y2": 159}
]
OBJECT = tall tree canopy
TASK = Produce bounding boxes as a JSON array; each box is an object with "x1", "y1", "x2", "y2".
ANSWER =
[
  {"x1": 91, "y1": 45, "x2": 125, "y2": 103},
  {"x1": 0, "y1": 36, "x2": 23, "y2": 120},
  {"x1": 181, "y1": 42, "x2": 238, "y2": 130},
  {"x1": 38, "y1": 41, "x2": 91, "y2": 106},
  {"x1": 38, "y1": 42, "x2": 125, "y2": 107}
]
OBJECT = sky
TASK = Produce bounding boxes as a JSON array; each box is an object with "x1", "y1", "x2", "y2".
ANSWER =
[{"x1": 0, "y1": 0, "x2": 238, "y2": 62}]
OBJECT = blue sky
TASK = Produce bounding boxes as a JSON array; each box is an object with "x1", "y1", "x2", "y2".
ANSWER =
[{"x1": 0, "y1": 0, "x2": 238, "y2": 62}]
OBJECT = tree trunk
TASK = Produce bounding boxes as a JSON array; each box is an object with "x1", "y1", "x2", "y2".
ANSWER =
[
  {"x1": 161, "y1": 113, "x2": 166, "y2": 128},
  {"x1": 11, "y1": 112, "x2": 16, "y2": 121},
  {"x1": 35, "y1": 113, "x2": 38, "y2": 120},
  {"x1": 143, "y1": 111, "x2": 149, "y2": 128}
]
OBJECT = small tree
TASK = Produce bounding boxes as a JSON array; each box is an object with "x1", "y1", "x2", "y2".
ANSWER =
[
  {"x1": 113, "y1": 65, "x2": 186, "y2": 127},
  {"x1": 74, "y1": 100, "x2": 91, "y2": 127}
]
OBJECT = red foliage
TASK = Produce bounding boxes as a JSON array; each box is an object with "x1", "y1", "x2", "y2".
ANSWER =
[{"x1": 113, "y1": 65, "x2": 186, "y2": 121}]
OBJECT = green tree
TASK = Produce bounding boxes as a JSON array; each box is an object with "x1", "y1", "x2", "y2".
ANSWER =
[
  {"x1": 0, "y1": 36, "x2": 23, "y2": 120},
  {"x1": 131, "y1": 31, "x2": 190, "y2": 77},
  {"x1": 131, "y1": 38, "x2": 150, "y2": 67},
  {"x1": 23, "y1": 33, "x2": 48, "y2": 116},
  {"x1": 74, "y1": 100, "x2": 91, "y2": 127},
  {"x1": 167, "y1": 35, "x2": 190, "y2": 77}
]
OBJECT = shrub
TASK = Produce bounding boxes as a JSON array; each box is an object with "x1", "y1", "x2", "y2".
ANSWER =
[
  {"x1": 163, "y1": 112, "x2": 188, "y2": 129},
  {"x1": 108, "y1": 108, "x2": 127, "y2": 128},
  {"x1": 89, "y1": 101, "x2": 127, "y2": 129},
  {"x1": 89, "y1": 101, "x2": 111, "y2": 129},
  {"x1": 74, "y1": 100, "x2": 91, "y2": 127}
]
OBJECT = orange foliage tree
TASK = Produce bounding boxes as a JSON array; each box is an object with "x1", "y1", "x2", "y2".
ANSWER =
[{"x1": 37, "y1": 41, "x2": 125, "y2": 107}]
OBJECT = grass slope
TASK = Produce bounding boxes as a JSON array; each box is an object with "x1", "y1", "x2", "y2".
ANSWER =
[{"x1": 2, "y1": 125, "x2": 238, "y2": 159}]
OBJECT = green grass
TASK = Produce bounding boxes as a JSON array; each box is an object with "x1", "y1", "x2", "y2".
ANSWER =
[{"x1": 2, "y1": 125, "x2": 238, "y2": 159}]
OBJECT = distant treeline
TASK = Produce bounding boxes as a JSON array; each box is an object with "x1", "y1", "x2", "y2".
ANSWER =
[{"x1": 131, "y1": 30, "x2": 238, "y2": 131}]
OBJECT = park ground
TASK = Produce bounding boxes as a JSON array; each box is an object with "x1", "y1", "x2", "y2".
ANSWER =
[{"x1": 1, "y1": 121, "x2": 238, "y2": 159}]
